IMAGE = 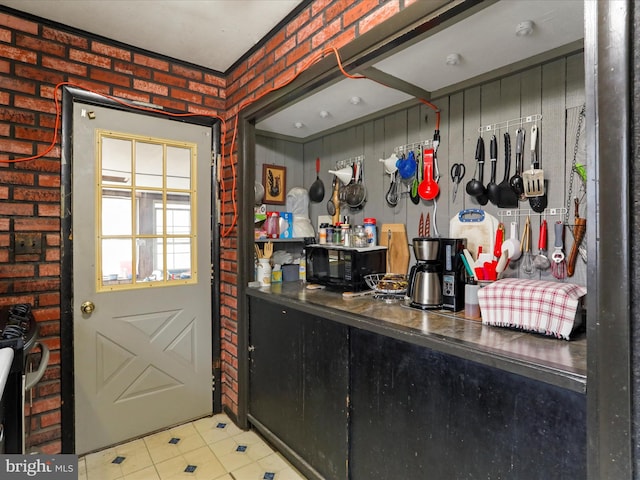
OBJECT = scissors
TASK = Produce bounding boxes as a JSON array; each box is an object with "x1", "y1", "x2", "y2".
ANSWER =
[{"x1": 450, "y1": 163, "x2": 466, "y2": 202}]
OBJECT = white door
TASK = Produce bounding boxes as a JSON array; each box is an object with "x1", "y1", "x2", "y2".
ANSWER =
[{"x1": 72, "y1": 103, "x2": 213, "y2": 454}]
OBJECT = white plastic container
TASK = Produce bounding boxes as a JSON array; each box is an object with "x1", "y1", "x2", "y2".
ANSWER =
[
  {"x1": 364, "y1": 218, "x2": 377, "y2": 246},
  {"x1": 464, "y1": 283, "x2": 481, "y2": 319}
]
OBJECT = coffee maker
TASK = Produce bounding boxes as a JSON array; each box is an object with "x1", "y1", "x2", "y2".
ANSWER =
[
  {"x1": 440, "y1": 238, "x2": 467, "y2": 311},
  {"x1": 407, "y1": 238, "x2": 442, "y2": 309}
]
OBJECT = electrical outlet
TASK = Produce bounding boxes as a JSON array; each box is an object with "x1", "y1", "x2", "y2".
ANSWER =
[{"x1": 14, "y1": 233, "x2": 42, "y2": 254}]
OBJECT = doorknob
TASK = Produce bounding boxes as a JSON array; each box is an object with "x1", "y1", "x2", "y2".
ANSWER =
[{"x1": 80, "y1": 301, "x2": 95, "y2": 314}]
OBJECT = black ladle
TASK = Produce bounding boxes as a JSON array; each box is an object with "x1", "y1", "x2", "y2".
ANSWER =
[
  {"x1": 510, "y1": 128, "x2": 525, "y2": 198},
  {"x1": 486, "y1": 135, "x2": 500, "y2": 205},
  {"x1": 466, "y1": 136, "x2": 487, "y2": 201}
]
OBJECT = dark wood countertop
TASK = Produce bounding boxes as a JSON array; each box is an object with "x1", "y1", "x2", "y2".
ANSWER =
[{"x1": 246, "y1": 282, "x2": 587, "y2": 393}]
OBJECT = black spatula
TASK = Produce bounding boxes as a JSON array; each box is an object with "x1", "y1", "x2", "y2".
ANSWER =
[
  {"x1": 497, "y1": 132, "x2": 518, "y2": 208},
  {"x1": 486, "y1": 135, "x2": 500, "y2": 205}
]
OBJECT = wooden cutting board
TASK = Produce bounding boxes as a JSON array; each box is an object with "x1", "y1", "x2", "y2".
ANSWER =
[
  {"x1": 449, "y1": 209, "x2": 499, "y2": 261},
  {"x1": 379, "y1": 223, "x2": 410, "y2": 274}
]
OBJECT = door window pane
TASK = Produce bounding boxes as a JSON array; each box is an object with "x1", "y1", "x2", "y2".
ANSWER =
[
  {"x1": 137, "y1": 190, "x2": 163, "y2": 235},
  {"x1": 166, "y1": 238, "x2": 192, "y2": 281},
  {"x1": 135, "y1": 142, "x2": 163, "y2": 188},
  {"x1": 101, "y1": 239, "x2": 132, "y2": 287},
  {"x1": 101, "y1": 137, "x2": 132, "y2": 186},
  {"x1": 166, "y1": 193, "x2": 191, "y2": 235},
  {"x1": 136, "y1": 238, "x2": 164, "y2": 282},
  {"x1": 167, "y1": 146, "x2": 191, "y2": 189},
  {"x1": 102, "y1": 190, "x2": 132, "y2": 236}
]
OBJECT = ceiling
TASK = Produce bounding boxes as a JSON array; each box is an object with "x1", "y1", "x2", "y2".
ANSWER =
[
  {"x1": 0, "y1": 0, "x2": 304, "y2": 72},
  {"x1": 256, "y1": 0, "x2": 584, "y2": 139}
]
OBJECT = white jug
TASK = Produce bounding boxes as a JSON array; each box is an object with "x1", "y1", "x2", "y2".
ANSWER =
[{"x1": 256, "y1": 259, "x2": 271, "y2": 287}]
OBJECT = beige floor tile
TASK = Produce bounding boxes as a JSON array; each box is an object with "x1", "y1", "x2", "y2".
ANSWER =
[
  {"x1": 208, "y1": 438, "x2": 238, "y2": 458},
  {"x1": 122, "y1": 465, "x2": 160, "y2": 480},
  {"x1": 208, "y1": 433, "x2": 271, "y2": 465},
  {"x1": 83, "y1": 446, "x2": 117, "y2": 469},
  {"x1": 257, "y1": 453, "x2": 290, "y2": 472},
  {"x1": 193, "y1": 415, "x2": 243, "y2": 445},
  {"x1": 84, "y1": 447, "x2": 125, "y2": 480},
  {"x1": 170, "y1": 422, "x2": 202, "y2": 441},
  {"x1": 244, "y1": 441, "x2": 275, "y2": 462},
  {"x1": 154, "y1": 455, "x2": 189, "y2": 480},
  {"x1": 144, "y1": 424, "x2": 206, "y2": 464},
  {"x1": 78, "y1": 458, "x2": 88, "y2": 480},
  {"x1": 182, "y1": 446, "x2": 227, "y2": 479},
  {"x1": 232, "y1": 430, "x2": 266, "y2": 446},
  {"x1": 216, "y1": 447, "x2": 254, "y2": 473},
  {"x1": 229, "y1": 461, "x2": 268, "y2": 480},
  {"x1": 155, "y1": 446, "x2": 226, "y2": 480},
  {"x1": 232, "y1": 429, "x2": 275, "y2": 461},
  {"x1": 85, "y1": 470, "x2": 123, "y2": 480},
  {"x1": 113, "y1": 439, "x2": 154, "y2": 475},
  {"x1": 83, "y1": 438, "x2": 153, "y2": 478},
  {"x1": 276, "y1": 467, "x2": 308, "y2": 480}
]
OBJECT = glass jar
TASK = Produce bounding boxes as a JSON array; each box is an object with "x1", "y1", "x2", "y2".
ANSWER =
[
  {"x1": 353, "y1": 225, "x2": 368, "y2": 248},
  {"x1": 326, "y1": 225, "x2": 334, "y2": 244},
  {"x1": 318, "y1": 223, "x2": 328, "y2": 244},
  {"x1": 333, "y1": 225, "x2": 341, "y2": 245},
  {"x1": 341, "y1": 224, "x2": 351, "y2": 247}
]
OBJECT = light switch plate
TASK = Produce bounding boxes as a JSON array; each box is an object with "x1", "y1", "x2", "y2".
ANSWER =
[{"x1": 14, "y1": 233, "x2": 42, "y2": 254}]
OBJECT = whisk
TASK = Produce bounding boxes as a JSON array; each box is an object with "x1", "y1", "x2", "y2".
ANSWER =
[
  {"x1": 551, "y1": 221, "x2": 567, "y2": 279},
  {"x1": 521, "y1": 216, "x2": 534, "y2": 276}
]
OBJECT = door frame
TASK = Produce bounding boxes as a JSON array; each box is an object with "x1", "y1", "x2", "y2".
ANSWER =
[{"x1": 60, "y1": 86, "x2": 222, "y2": 453}]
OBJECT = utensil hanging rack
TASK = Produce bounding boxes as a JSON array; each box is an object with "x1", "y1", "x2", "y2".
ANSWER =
[
  {"x1": 478, "y1": 114, "x2": 543, "y2": 134},
  {"x1": 335, "y1": 155, "x2": 365, "y2": 169},
  {"x1": 393, "y1": 140, "x2": 432, "y2": 155},
  {"x1": 498, "y1": 207, "x2": 567, "y2": 218}
]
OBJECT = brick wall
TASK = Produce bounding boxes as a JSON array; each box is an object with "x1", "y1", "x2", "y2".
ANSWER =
[
  {"x1": 1, "y1": 0, "x2": 414, "y2": 453},
  {"x1": 0, "y1": 10, "x2": 225, "y2": 453}
]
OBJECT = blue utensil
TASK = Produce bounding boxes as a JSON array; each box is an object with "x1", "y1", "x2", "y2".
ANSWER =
[{"x1": 396, "y1": 151, "x2": 417, "y2": 179}]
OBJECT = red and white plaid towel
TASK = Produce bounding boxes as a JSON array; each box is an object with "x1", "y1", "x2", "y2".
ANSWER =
[{"x1": 477, "y1": 278, "x2": 587, "y2": 340}]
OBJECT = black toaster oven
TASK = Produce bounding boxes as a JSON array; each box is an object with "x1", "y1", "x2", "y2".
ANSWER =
[{"x1": 305, "y1": 244, "x2": 387, "y2": 291}]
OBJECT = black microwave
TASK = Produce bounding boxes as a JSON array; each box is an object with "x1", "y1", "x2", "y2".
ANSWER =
[{"x1": 305, "y1": 244, "x2": 387, "y2": 291}]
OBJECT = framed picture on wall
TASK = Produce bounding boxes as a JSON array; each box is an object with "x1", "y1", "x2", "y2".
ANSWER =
[{"x1": 262, "y1": 164, "x2": 286, "y2": 205}]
